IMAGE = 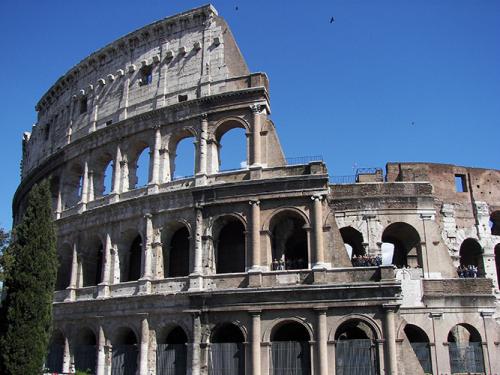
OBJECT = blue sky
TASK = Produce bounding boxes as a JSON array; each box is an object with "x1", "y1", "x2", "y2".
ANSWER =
[{"x1": 0, "y1": 0, "x2": 498, "y2": 229}]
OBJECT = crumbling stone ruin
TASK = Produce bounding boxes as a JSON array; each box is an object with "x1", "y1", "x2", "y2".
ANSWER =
[{"x1": 13, "y1": 4, "x2": 500, "y2": 375}]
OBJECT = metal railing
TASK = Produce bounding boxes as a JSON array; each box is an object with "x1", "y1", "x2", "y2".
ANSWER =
[
  {"x1": 329, "y1": 175, "x2": 356, "y2": 184},
  {"x1": 285, "y1": 155, "x2": 323, "y2": 165}
]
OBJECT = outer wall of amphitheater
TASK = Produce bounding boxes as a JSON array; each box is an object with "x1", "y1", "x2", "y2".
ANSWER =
[{"x1": 13, "y1": 4, "x2": 500, "y2": 375}]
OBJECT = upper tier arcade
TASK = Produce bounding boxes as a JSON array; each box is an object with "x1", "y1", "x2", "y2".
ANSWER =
[{"x1": 21, "y1": 4, "x2": 269, "y2": 180}]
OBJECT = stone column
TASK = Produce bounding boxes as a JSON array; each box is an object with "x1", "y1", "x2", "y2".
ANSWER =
[
  {"x1": 190, "y1": 206, "x2": 204, "y2": 290},
  {"x1": 62, "y1": 337, "x2": 71, "y2": 373},
  {"x1": 249, "y1": 200, "x2": 261, "y2": 271},
  {"x1": 312, "y1": 195, "x2": 326, "y2": 269},
  {"x1": 80, "y1": 160, "x2": 89, "y2": 204},
  {"x1": 98, "y1": 234, "x2": 112, "y2": 298},
  {"x1": 96, "y1": 325, "x2": 106, "y2": 375},
  {"x1": 143, "y1": 214, "x2": 153, "y2": 280},
  {"x1": 251, "y1": 104, "x2": 262, "y2": 166},
  {"x1": 112, "y1": 145, "x2": 122, "y2": 194},
  {"x1": 250, "y1": 311, "x2": 261, "y2": 375},
  {"x1": 139, "y1": 316, "x2": 149, "y2": 375},
  {"x1": 150, "y1": 126, "x2": 161, "y2": 185},
  {"x1": 56, "y1": 178, "x2": 63, "y2": 219},
  {"x1": 383, "y1": 305, "x2": 398, "y2": 375},
  {"x1": 120, "y1": 159, "x2": 129, "y2": 193},
  {"x1": 316, "y1": 308, "x2": 328, "y2": 375},
  {"x1": 67, "y1": 243, "x2": 79, "y2": 301},
  {"x1": 161, "y1": 148, "x2": 171, "y2": 183},
  {"x1": 197, "y1": 113, "x2": 208, "y2": 176},
  {"x1": 190, "y1": 312, "x2": 202, "y2": 375}
]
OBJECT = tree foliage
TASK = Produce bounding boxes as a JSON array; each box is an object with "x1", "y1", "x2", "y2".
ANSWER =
[
  {"x1": 0, "y1": 227, "x2": 10, "y2": 283},
  {"x1": 0, "y1": 180, "x2": 57, "y2": 375}
]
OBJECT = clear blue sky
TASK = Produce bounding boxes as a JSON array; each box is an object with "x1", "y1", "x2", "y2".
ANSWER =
[{"x1": 1, "y1": 0, "x2": 499, "y2": 229}]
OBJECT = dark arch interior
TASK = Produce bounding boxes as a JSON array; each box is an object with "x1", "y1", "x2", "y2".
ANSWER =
[
  {"x1": 491, "y1": 211, "x2": 500, "y2": 236},
  {"x1": 160, "y1": 326, "x2": 188, "y2": 344},
  {"x1": 124, "y1": 235, "x2": 142, "y2": 282},
  {"x1": 55, "y1": 249, "x2": 72, "y2": 290},
  {"x1": 216, "y1": 219, "x2": 246, "y2": 274},
  {"x1": 115, "y1": 328, "x2": 138, "y2": 345},
  {"x1": 82, "y1": 240, "x2": 103, "y2": 287},
  {"x1": 382, "y1": 222, "x2": 421, "y2": 268},
  {"x1": 167, "y1": 226, "x2": 190, "y2": 277},
  {"x1": 404, "y1": 324, "x2": 429, "y2": 343},
  {"x1": 64, "y1": 164, "x2": 84, "y2": 208},
  {"x1": 51, "y1": 330, "x2": 65, "y2": 346},
  {"x1": 77, "y1": 328, "x2": 97, "y2": 345},
  {"x1": 340, "y1": 226, "x2": 365, "y2": 257},
  {"x1": 211, "y1": 323, "x2": 245, "y2": 343},
  {"x1": 447, "y1": 324, "x2": 482, "y2": 343},
  {"x1": 459, "y1": 238, "x2": 484, "y2": 275},
  {"x1": 335, "y1": 320, "x2": 375, "y2": 341},
  {"x1": 272, "y1": 322, "x2": 310, "y2": 342},
  {"x1": 495, "y1": 244, "x2": 500, "y2": 287},
  {"x1": 271, "y1": 213, "x2": 308, "y2": 270}
]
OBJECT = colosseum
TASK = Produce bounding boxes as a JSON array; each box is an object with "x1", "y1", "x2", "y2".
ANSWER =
[{"x1": 13, "y1": 4, "x2": 500, "y2": 375}]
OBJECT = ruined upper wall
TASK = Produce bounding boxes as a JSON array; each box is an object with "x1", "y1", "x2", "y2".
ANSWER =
[{"x1": 22, "y1": 4, "x2": 265, "y2": 180}]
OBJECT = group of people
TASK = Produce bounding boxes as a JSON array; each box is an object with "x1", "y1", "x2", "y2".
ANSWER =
[
  {"x1": 457, "y1": 265, "x2": 479, "y2": 278},
  {"x1": 351, "y1": 254, "x2": 382, "y2": 267},
  {"x1": 271, "y1": 258, "x2": 306, "y2": 271}
]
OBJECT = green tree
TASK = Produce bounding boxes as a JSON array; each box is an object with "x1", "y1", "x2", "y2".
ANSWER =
[
  {"x1": 0, "y1": 227, "x2": 10, "y2": 283},
  {"x1": 0, "y1": 180, "x2": 57, "y2": 375}
]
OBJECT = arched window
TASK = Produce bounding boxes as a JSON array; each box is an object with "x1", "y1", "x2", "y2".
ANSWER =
[
  {"x1": 209, "y1": 323, "x2": 245, "y2": 375},
  {"x1": 335, "y1": 320, "x2": 378, "y2": 375},
  {"x1": 163, "y1": 225, "x2": 190, "y2": 277},
  {"x1": 50, "y1": 175, "x2": 60, "y2": 212},
  {"x1": 404, "y1": 324, "x2": 432, "y2": 374},
  {"x1": 214, "y1": 217, "x2": 246, "y2": 274},
  {"x1": 495, "y1": 244, "x2": 500, "y2": 287},
  {"x1": 81, "y1": 237, "x2": 103, "y2": 287},
  {"x1": 218, "y1": 128, "x2": 248, "y2": 171},
  {"x1": 120, "y1": 234, "x2": 142, "y2": 282},
  {"x1": 459, "y1": 238, "x2": 484, "y2": 277},
  {"x1": 382, "y1": 222, "x2": 422, "y2": 268},
  {"x1": 270, "y1": 211, "x2": 308, "y2": 270},
  {"x1": 64, "y1": 163, "x2": 84, "y2": 208},
  {"x1": 46, "y1": 330, "x2": 65, "y2": 373},
  {"x1": 172, "y1": 136, "x2": 195, "y2": 180},
  {"x1": 447, "y1": 324, "x2": 484, "y2": 375},
  {"x1": 112, "y1": 327, "x2": 138, "y2": 375},
  {"x1": 55, "y1": 245, "x2": 72, "y2": 290},
  {"x1": 128, "y1": 142, "x2": 150, "y2": 189},
  {"x1": 157, "y1": 326, "x2": 188, "y2": 375},
  {"x1": 74, "y1": 327, "x2": 97, "y2": 374},
  {"x1": 271, "y1": 321, "x2": 311, "y2": 375},
  {"x1": 92, "y1": 153, "x2": 114, "y2": 198},
  {"x1": 490, "y1": 211, "x2": 500, "y2": 236},
  {"x1": 340, "y1": 227, "x2": 365, "y2": 264}
]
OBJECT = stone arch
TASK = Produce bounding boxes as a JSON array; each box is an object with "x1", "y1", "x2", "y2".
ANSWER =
[
  {"x1": 161, "y1": 221, "x2": 191, "y2": 278},
  {"x1": 269, "y1": 209, "x2": 309, "y2": 270},
  {"x1": 168, "y1": 128, "x2": 197, "y2": 180},
  {"x1": 490, "y1": 211, "x2": 500, "y2": 236},
  {"x1": 403, "y1": 324, "x2": 432, "y2": 374},
  {"x1": 495, "y1": 243, "x2": 500, "y2": 287},
  {"x1": 128, "y1": 139, "x2": 151, "y2": 188},
  {"x1": 447, "y1": 323, "x2": 485, "y2": 374},
  {"x1": 119, "y1": 229, "x2": 143, "y2": 282},
  {"x1": 112, "y1": 326, "x2": 139, "y2": 375},
  {"x1": 55, "y1": 243, "x2": 73, "y2": 290},
  {"x1": 264, "y1": 317, "x2": 313, "y2": 343},
  {"x1": 80, "y1": 235, "x2": 104, "y2": 287},
  {"x1": 46, "y1": 329, "x2": 66, "y2": 373},
  {"x1": 329, "y1": 314, "x2": 382, "y2": 342},
  {"x1": 73, "y1": 326, "x2": 97, "y2": 374},
  {"x1": 212, "y1": 215, "x2": 247, "y2": 274},
  {"x1": 382, "y1": 222, "x2": 422, "y2": 268},
  {"x1": 156, "y1": 325, "x2": 188, "y2": 375},
  {"x1": 459, "y1": 238, "x2": 484, "y2": 276},
  {"x1": 340, "y1": 226, "x2": 365, "y2": 262},
  {"x1": 209, "y1": 322, "x2": 246, "y2": 375},
  {"x1": 49, "y1": 174, "x2": 61, "y2": 212},
  {"x1": 63, "y1": 162, "x2": 84, "y2": 208},
  {"x1": 212, "y1": 117, "x2": 250, "y2": 173},
  {"x1": 92, "y1": 151, "x2": 114, "y2": 197}
]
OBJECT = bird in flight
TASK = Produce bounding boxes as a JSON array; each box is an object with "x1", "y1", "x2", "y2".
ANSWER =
[
  {"x1": 235, "y1": 5, "x2": 239, "y2": 11},
  {"x1": 330, "y1": 16, "x2": 335, "y2": 23}
]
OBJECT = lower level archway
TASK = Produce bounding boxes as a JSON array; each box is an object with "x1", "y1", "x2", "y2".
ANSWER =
[
  {"x1": 335, "y1": 319, "x2": 378, "y2": 375},
  {"x1": 271, "y1": 321, "x2": 311, "y2": 375},
  {"x1": 74, "y1": 327, "x2": 97, "y2": 374},
  {"x1": 404, "y1": 324, "x2": 432, "y2": 375},
  {"x1": 209, "y1": 323, "x2": 245, "y2": 375},
  {"x1": 157, "y1": 326, "x2": 188, "y2": 375},
  {"x1": 447, "y1": 324, "x2": 485, "y2": 375},
  {"x1": 111, "y1": 327, "x2": 138, "y2": 375},
  {"x1": 45, "y1": 330, "x2": 65, "y2": 373}
]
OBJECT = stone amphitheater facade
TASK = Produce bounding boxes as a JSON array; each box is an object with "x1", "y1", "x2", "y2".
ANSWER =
[{"x1": 13, "y1": 5, "x2": 500, "y2": 375}]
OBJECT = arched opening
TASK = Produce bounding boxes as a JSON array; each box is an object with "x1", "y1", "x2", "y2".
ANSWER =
[
  {"x1": 382, "y1": 222, "x2": 422, "y2": 268},
  {"x1": 270, "y1": 211, "x2": 308, "y2": 270},
  {"x1": 120, "y1": 234, "x2": 142, "y2": 282},
  {"x1": 335, "y1": 319, "x2": 378, "y2": 375},
  {"x1": 490, "y1": 211, "x2": 500, "y2": 236},
  {"x1": 495, "y1": 244, "x2": 500, "y2": 287},
  {"x1": 447, "y1": 324, "x2": 484, "y2": 375},
  {"x1": 404, "y1": 324, "x2": 432, "y2": 374},
  {"x1": 74, "y1": 327, "x2": 97, "y2": 374},
  {"x1": 157, "y1": 326, "x2": 188, "y2": 375},
  {"x1": 214, "y1": 120, "x2": 248, "y2": 173},
  {"x1": 271, "y1": 321, "x2": 311, "y2": 375},
  {"x1": 163, "y1": 225, "x2": 190, "y2": 278},
  {"x1": 218, "y1": 128, "x2": 248, "y2": 171},
  {"x1": 92, "y1": 153, "x2": 114, "y2": 198},
  {"x1": 214, "y1": 217, "x2": 246, "y2": 274},
  {"x1": 55, "y1": 245, "x2": 72, "y2": 290},
  {"x1": 172, "y1": 136, "x2": 195, "y2": 180},
  {"x1": 112, "y1": 327, "x2": 138, "y2": 375},
  {"x1": 63, "y1": 163, "x2": 84, "y2": 208},
  {"x1": 129, "y1": 143, "x2": 150, "y2": 189},
  {"x1": 45, "y1": 330, "x2": 65, "y2": 373},
  {"x1": 50, "y1": 175, "x2": 60, "y2": 212},
  {"x1": 459, "y1": 238, "x2": 484, "y2": 277},
  {"x1": 209, "y1": 323, "x2": 245, "y2": 375},
  {"x1": 339, "y1": 226, "x2": 371, "y2": 267},
  {"x1": 81, "y1": 237, "x2": 104, "y2": 287}
]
